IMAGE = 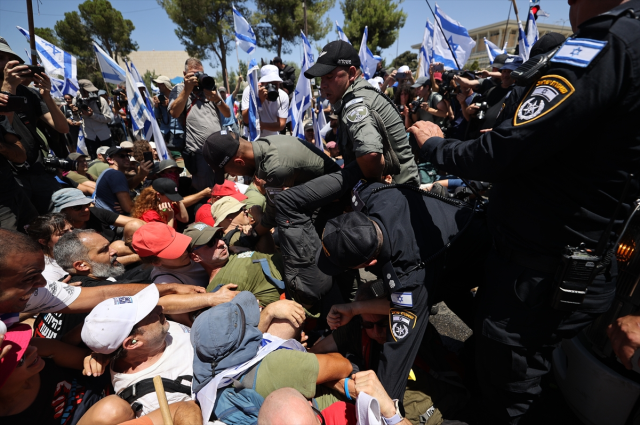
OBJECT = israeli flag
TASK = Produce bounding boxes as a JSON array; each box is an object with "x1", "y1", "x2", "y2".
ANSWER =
[
  {"x1": 358, "y1": 27, "x2": 381, "y2": 80},
  {"x1": 290, "y1": 31, "x2": 315, "y2": 139},
  {"x1": 312, "y1": 108, "x2": 326, "y2": 151},
  {"x1": 17, "y1": 26, "x2": 78, "y2": 96},
  {"x1": 151, "y1": 81, "x2": 160, "y2": 94},
  {"x1": 518, "y1": 11, "x2": 539, "y2": 61},
  {"x1": 125, "y1": 67, "x2": 169, "y2": 160},
  {"x1": 484, "y1": 38, "x2": 505, "y2": 64},
  {"x1": 336, "y1": 21, "x2": 351, "y2": 44},
  {"x1": 76, "y1": 126, "x2": 88, "y2": 156},
  {"x1": 93, "y1": 42, "x2": 126, "y2": 84},
  {"x1": 232, "y1": 5, "x2": 256, "y2": 54},
  {"x1": 432, "y1": 4, "x2": 476, "y2": 70},
  {"x1": 418, "y1": 20, "x2": 435, "y2": 78},
  {"x1": 550, "y1": 38, "x2": 607, "y2": 68},
  {"x1": 247, "y1": 58, "x2": 261, "y2": 141},
  {"x1": 125, "y1": 60, "x2": 156, "y2": 119}
]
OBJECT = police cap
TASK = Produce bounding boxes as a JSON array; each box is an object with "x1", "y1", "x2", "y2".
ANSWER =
[
  {"x1": 203, "y1": 130, "x2": 240, "y2": 185},
  {"x1": 304, "y1": 41, "x2": 361, "y2": 79}
]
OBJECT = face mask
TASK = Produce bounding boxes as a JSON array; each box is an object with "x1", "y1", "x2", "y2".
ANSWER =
[{"x1": 161, "y1": 172, "x2": 179, "y2": 185}]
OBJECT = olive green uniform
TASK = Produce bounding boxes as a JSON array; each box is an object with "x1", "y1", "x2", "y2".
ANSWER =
[
  {"x1": 335, "y1": 78, "x2": 419, "y2": 186},
  {"x1": 251, "y1": 135, "x2": 340, "y2": 229}
]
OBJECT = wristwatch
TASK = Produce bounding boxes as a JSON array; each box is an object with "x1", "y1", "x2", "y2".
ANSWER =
[
  {"x1": 215, "y1": 100, "x2": 223, "y2": 105},
  {"x1": 382, "y1": 399, "x2": 403, "y2": 425}
]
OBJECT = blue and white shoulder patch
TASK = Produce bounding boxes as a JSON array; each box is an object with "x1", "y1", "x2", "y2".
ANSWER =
[{"x1": 550, "y1": 38, "x2": 607, "y2": 68}]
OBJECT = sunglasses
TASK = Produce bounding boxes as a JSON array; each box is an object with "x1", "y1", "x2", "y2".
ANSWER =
[
  {"x1": 193, "y1": 238, "x2": 219, "y2": 251},
  {"x1": 68, "y1": 204, "x2": 88, "y2": 211},
  {"x1": 362, "y1": 318, "x2": 389, "y2": 329},
  {"x1": 311, "y1": 405, "x2": 326, "y2": 425}
]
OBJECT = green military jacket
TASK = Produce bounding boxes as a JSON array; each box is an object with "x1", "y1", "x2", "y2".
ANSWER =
[
  {"x1": 335, "y1": 78, "x2": 419, "y2": 186},
  {"x1": 252, "y1": 135, "x2": 341, "y2": 228}
]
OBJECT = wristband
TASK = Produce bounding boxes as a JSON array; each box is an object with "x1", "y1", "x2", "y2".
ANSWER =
[
  {"x1": 344, "y1": 377, "x2": 352, "y2": 400},
  {"x1": 382, "y1": 399, "x2": 403, "y2": 425}
]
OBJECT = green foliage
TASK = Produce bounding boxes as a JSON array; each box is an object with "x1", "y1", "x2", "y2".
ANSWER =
[
  {"x1": 391, "y1": 51, "x2": 417, "y2": 71},
  {"x1": 253, "y1": 0, "x2": 335, "y2": 57},
  {"x1": 340, "y1": 0, "x2": 406, "y2": 55},
  {"x1": 158, "y1": 0, "x2": 249, "y2": 93},
  {"x1": 467, "y1": 60, "x2": 480, "y2": 71},
  {"x1": 215, "y1": 60, "x2": 247, "y2": 92},
  {"x1": 78, "y1": 0, "x2": 138, "y2": 61},
  {"x1": 143, "y1": 70, "x2": 158, "y2": 94},
  {"x1": 34, "y1": 28, "x2": 60, "y2": 46}
]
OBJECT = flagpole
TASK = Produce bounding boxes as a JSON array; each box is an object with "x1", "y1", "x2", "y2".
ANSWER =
[
  {"x1": 26, "y1": 0, "x2": 37, "y2": 65},
  {"x1": 424, "y1": 0, "x2": 461, "y2": 70},
  {"x1": 501, "y1": 1, "x2": 513, "y2": 50}
]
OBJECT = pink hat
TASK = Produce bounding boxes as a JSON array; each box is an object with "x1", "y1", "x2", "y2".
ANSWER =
[
  {"x1": 0, "y1": 324, "x2": 32, "y2": 388},
  {"x1": 326, "y1": 142, "x2": 337, "y2": 149}
]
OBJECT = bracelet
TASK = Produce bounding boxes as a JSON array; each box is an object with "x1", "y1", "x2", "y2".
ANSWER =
[
  {"x1": 382, "y1": 399, "x2": 403, "y2": 425},
  {"x1": 344, "y1": 377, "x2": 352, "y2": 400}
]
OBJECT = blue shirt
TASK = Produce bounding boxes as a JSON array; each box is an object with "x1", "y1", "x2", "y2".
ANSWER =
[
  {"x1": 94, "y1": 168, "x2": 130, "y2": 213},
  {"x1": 220, "y1": 94, "x2": 236, "y2": 127},
  {"x1": 155, "y1": 105, "x2": 184, "y2": 135}
]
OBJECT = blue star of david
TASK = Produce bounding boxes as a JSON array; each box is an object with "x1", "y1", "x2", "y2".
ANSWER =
[
  {"x1": 570, "y1": 47, "x2": 582, "y2": 56},
  {"x1": 448, "y1": 36, "x2": 459, "y2": 53}
]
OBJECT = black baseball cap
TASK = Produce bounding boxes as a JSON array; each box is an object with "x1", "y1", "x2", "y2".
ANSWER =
[
  {"x1": 530, "y1": 32, "x2": 566, "y2": 58},
  {"x1": 202, "y1": 130, "x2": 240, "y2": 185},
  {"x1": 273, "y1": 56, "x2": 283, "y2": 63},
  {"x1": 304, "y1": 40, "x2": 361, "y2": 79},
  {"x1": 315, "y1": 211, "x2": 379, "y2": 276},
  {"x1": 105, "y1": 146, "x2": 130, "y2": 159},
  {"x1": 152, "y1": 177, "x2": 183, "y2": 202},
  {"x1": 492, "y1": 54, "x2": 508, "y2": 69}
]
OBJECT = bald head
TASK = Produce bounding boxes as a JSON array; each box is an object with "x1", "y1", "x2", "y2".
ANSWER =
[
  {"x1": 258, "y1": 387, "x2": 319, "y2": 425},
  {"x1": 124, "y1": 219, "x2": 146, "y2": 247}
]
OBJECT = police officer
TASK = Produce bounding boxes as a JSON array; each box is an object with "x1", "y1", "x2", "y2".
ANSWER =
[
  {"x1": 409, "y1": 1, "x2": 640, "y2": 423},
  {"x1": 303, "y1": 40, "x2": 419, "y2": 186}
]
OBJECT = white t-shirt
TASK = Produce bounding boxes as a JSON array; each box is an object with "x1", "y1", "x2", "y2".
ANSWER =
[
  {"x1": 241, "y1": 86, "x2": 290, "y2": 137},
  {"x1": 150, "y1": 260, "x2": 209, "y2": 288},
  {"x1": 23, "y1": 279, "x2": 82, "y2": 315},
  {"x1": 42, "y1": 257, "x2": 67, "y2": 282},
  {"x1": 112, "y1": 321, "x2": 194, "y2": 417}
]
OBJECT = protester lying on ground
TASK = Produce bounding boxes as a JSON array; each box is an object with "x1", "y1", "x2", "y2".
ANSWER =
[
  {"x1": 52, "y1": 188, "x2": 135, "y2": 244},
  {"x1": 131, "y1": 179, "x2": 188, "y2": 228},
  {"x1": 77, "y1": 287, "x2": 304, "y2": 423},
  {"x1": 211, "y1": 195, "x2": 274, "y2": 253},
  {"x1": 27, "y1": 213, "x2": 74, "y2": 282},
  {"x1": 185, "y1": 222, "x2": 283, "y2": 306},
  {"x1": 191, "y1": 291, "x2": 351, "y2": 424}
]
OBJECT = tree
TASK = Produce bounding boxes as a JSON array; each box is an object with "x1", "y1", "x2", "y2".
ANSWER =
[
  {"x1": 159, "y1": 0, "x2": 250, "y2": 93},
  {"x1": 34, "y1": 28, "x2": 60, "y2": 46},
  {"x1": 254, "y1": 0, "x2": 335, "y2": 57},
  {"x1": 391, "y1": 51, "x2": 417, "y2": 71},
  {"x1": 467, "y1": 60, "x2": 480, "y2": 71},
  {"x1": 341, "y1": 0, "x2": 406, "y2": 55},
  {"x1": 143, "y1": 70, "x2": 158, "y2": 94}
]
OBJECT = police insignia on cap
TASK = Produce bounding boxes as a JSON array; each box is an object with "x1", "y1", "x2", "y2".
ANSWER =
[
  {"x1": 346, "y1": 105, "x2": 369, "y2": 123},
  {"x1": 390, "y1": 308, "x2": 417, "y2": 341},
  {"x1": 514, "y1": 75, "x2": 575, "y2": 126}
]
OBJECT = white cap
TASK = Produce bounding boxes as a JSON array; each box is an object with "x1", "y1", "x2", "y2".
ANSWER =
[
  {"x1": 81, "y1": 284, "x2": 159, "y2": 354},
  {"x1": 367, "y1": 79, "x2": 381, "y2": 91},
  {"x1": 259, "y1": 65, "x2": 283, "y2": 84},
  {"x1": 149, "y1": 142, "x2": 156, "y2": 150},
  {"x1": 397, "y1": 65, "x2": 411, "y2": 74},
  {"x1": 120, "y1": 141, "x2": 134, "y2": 149},
  {"x1": 96, "y1": 146, "x2": 110, "y2": 156}
]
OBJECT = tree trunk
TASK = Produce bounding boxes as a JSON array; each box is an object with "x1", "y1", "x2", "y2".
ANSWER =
[{"x1": 277, "y1": 37, "x2": 283, "y2": 58}]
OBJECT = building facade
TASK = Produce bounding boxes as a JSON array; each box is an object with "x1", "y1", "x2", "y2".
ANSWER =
[{"x1": 117, "y1": 50, "x2": 189, "y2": 80}]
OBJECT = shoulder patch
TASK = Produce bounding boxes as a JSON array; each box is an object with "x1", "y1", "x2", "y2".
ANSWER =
[
  {"x1": 346, "y1": 105, "x2": 369, "y2": 123},
  {"x1": 550, "y1": 38, "x2": 607, "y2": 68},
  {"x1": 514, "y1": 75, "x2": 575, "y2": 126},
  {"x1": 237, "y1": 251, "x2": 255, "y2": 258},
  {"x1": 344, "y1": 97, "x2": 363, "y2": 109}
]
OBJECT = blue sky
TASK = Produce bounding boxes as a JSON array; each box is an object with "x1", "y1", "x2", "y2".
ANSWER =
[{"x1": 0, "y1": 0, "x2": 572, "y2": 77}]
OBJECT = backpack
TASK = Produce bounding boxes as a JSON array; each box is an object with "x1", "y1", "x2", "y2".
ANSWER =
[{"x1": 212, "y1": 362, "x2": 264, "y2": 425}]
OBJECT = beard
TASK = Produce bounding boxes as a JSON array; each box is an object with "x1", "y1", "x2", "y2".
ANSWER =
[{"x1": 90, "y1": 255, "x2": 125, "y2": 279}]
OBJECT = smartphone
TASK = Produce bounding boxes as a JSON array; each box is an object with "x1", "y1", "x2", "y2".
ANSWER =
[
  {"x1": 0, "y1": 95, "x2": 28, "y2": 113},
  {"x1": 143, "y1": 151, "x2": 154, "y2": 163},
  {"x1": 396, "y1": 72, "x2": 407, "y2": 80},
  {"x1": 25, "y1": 65, "x2": 45, "y2": 76},
  {"x1": 434, "y1": 63, "x2": 445, "y2": 72}
]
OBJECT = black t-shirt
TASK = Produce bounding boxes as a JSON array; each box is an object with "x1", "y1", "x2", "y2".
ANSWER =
[
  {"x1": 324, "y1": 129, "x2": 337, "y2": 144},
  {"x1": 0, "y1": 116, "x2": 20, "y2": 195},
  {"x1": 1, "y1": 359, "x2": 110, "y2": 425},
  {"x1": 86, "y1": 206, "x2": 119, "y2": 242},
  {"x1": 12, "y1": 85, "x2": 48, "y2": 165}
]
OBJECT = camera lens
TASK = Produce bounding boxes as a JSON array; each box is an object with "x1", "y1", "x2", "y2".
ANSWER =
[{"x1": 266, "y1": 83, "x2": 279, "y2": 102}]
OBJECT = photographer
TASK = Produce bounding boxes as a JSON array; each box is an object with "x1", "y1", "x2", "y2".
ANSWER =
[
  {"x1": 410, "y1": 68, "x2": 447, "y2": 126},
  {"x1": 381, "y1": 65, "x2": 414, "y2": 95},
  {"x1": 60, "y1": 94, "x2": 82, "y2": 150},
  {"x1": 152, "y1": 76, "x2": 184, "y2": 151},
  {"x1": 241, "y1": 64, "x2": 289, "y2": 137},
  {"x1": 393, "y1": 84, "x2": 415, "y2": 130},
  {"x1": 273, "y1": 56, "x2": 296, "y2": 86},
  {"x1": 74, "y1": 79, "x2": 114, "y2": 159},
  {"x1": 0, "y1": 37, "x2": 69, "y2": 214},
  {"x1": 218, "y1": 74, "x2": 242, "y2": 135},
  {"x1": 168, "y1": 57, "x2": 230, "y2": 191}
]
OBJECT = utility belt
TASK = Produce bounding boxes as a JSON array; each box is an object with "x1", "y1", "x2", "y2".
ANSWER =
[{"x1": 494, "y1": 238, "x2": 611, "y2": 312}]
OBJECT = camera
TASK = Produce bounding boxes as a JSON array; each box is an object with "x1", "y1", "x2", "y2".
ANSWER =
[
  {"x1": 0, "y1": 95, "x2": 28, "y2": 113},
  {"x1": 158, "y1": 94, "x2": 166, "y2": 104},
  {"x1": 410, "y1": 100, "x2": 421, "y2": 114},
  {"x1": 76, "y1": 92, "x2": 99, "y2": 111},
  {"x1": 193, "y1": 71, "x2": 216, "y2": 91},
  {"x1": 44, "y1": 155, "x2": 75, "y2": 172},
  {"x1": 265, "y1": 83, "x2": 279, "y2": 102},
  {"x1": 473, "y1": 101, "x2": 489, "y2": 120},
  {"x1": 25, "y1": 65, "x2": 45, "y2": 77},
  {"x1": 438, "y1": 70, "x2": 463, "y2": 101},
  {"x1": 398, "y1": 105, "x2": 405, "y2": 113}
]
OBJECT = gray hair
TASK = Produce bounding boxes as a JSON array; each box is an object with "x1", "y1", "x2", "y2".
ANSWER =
[
  {"x1": 54, "y1": 229, "x2": 96, "y2": 273},
  {"x1": 185, "y1": 57, "x2": 203, "y2": 72}
]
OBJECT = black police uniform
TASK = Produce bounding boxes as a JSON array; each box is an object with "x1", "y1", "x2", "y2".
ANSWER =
[{"x1": 420, "y1": 3, "x2": 640, "y2": 423}]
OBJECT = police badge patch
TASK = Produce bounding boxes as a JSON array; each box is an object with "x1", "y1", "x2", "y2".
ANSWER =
[
  {"x1": 514, "y1": 75, "x2": 575, "y2": 126},
  {"x1": 390, "y1": 308, "x2": 417, "y2": 341},
  {"x1": 346, "y1": 105, "x2": 369, "y2": 123}
]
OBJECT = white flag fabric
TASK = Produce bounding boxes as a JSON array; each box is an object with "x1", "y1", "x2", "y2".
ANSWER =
[
  {"x1": 484, "y1": 38, "x2": 506, "y2": 64},
  {"x1": 232, "y1": 5, "x2": 257, "y2": 54},
  {"x1": 312, "y1": 108, "x2": 326, "y2": 151},
  {"x1": 336, "y1": 21, "x2": 351, "y2": 44},
  {"x1": 290, "y1": 31, "x2": 315, "y2": 139},
  {"x1": 93, "y1": 42, "x2": 126, "y2": 84},
  {"x1": 358, "y1": 27, "x2": 381, "y2": 80},
  {"x1": 432, "y1": 4, "x2": 476, "y2": 70},
  {"x1": 17, "y1": 26, "x2": 78, "y2": 96},
  {"x1": 151, "y1": 81, "x2": 160, "y2": 94},
  {"x1": 247, "y1": 58, "x2": 261, "y2": 141},
  {"x1": 518, "y1": 11, "x2": 539, "y2": 61},
  {"x1": 76, "y1": 126, "x2": 88, "y2": 156},
  {"x1": 418, "y1": 20, "x2": 435, "y2": 78}
]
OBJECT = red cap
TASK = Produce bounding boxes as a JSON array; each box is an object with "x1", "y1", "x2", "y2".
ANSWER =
[
  {"x1": 433, "y1": 72, "x2": 443, "y2": 81},
  {"x1": 0, "y1": 324, "x2": 32, "y2": 388},
  {"x1": 131, "y1": 222, "x2": 192, "y2": 259},
  {"x1": 195, "y1": 203, "x2": 216, "y2": 227},
  {"x1": 212, "y1": 180, "x2": 247, "y2": 202}
]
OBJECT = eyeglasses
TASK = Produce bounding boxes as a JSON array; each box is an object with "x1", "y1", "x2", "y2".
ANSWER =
[
  {"x1": 362, "y1": 318, "x2": 389, "y2": 329},
  {"x1": 310, "y1": 405, "x2": 326, "y2": 425}
]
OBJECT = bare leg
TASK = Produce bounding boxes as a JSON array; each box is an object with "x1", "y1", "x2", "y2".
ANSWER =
[
  {"x1": 77, "y1": 395, "x2": 135, "y2": 425},
  {"x1": 143, "y1": 401, "x2": 202, "y2": 425}
]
